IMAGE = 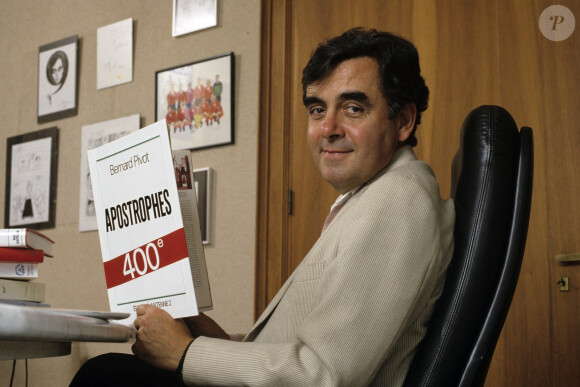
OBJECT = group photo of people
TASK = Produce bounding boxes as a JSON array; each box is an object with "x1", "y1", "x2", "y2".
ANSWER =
[
  {"x1": 155, "y1": 53, "x2": 233, "y2": 151},
  {"x1": 164, "y1": 75, "x2": 224, "y2": 134}
]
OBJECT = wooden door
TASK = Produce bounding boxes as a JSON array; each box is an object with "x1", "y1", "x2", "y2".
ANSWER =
[{"x1": 256, "y1": 1, "x2": 580, "y2": 385}]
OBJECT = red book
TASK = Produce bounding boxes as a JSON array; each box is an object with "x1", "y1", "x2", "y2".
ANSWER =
[{"x1": 0, "y1": 247, "x2": 44, "y2": 263}]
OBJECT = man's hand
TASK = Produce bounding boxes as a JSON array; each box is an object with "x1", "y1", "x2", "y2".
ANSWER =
[
  {"x1": 182, "y1": 313, "x2": 230, "y2": 340},
  {"x1": 132, "y1": 305, "x2": 193, "y2": 371}
]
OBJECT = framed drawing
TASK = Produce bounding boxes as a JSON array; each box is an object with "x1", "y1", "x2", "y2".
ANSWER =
[
  {"x1": 4, "y1": 127, "x2": 59, "y2": 230},
  {"x1": 38, "y1": 35, "x2": 79, "y2": 124},
  {"x1": 193, "y1": 167, "x2": 212, "y2": 244},
  {"x1": 172, "y1": 0, "x2": 217, "y2": 37},
  {"x1": 155, "y1": 52, "x2": 234, "y2": 151},
  {"x1": 78, "y1": 114, "x2": 140, "y2": 232}
]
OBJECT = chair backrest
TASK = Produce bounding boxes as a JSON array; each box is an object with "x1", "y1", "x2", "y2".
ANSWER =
[{"x1": 403, "y1": 105, "x2": 534, "y2": 387}]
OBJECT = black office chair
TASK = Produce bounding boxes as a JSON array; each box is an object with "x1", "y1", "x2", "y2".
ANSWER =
[{"x1": 403, "y1": 105, "x2": 534, "y2": 387}]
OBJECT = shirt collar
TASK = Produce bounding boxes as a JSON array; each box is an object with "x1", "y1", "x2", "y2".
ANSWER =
[{"x1": 330, "y1": 186, "x2": 360, "y2": 212}]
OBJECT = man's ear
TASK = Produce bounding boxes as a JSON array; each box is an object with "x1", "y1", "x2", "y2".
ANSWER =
[{"x1": 397, "y1": 103, "x2": 417, "y2": 143}]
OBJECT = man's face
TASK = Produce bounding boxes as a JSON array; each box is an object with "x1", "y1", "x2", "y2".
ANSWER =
[
  {"x1": 305, "y1": 57, "x2": 405, "y2": 194},
  {"x1": 51, "y1": 58, "x2": 64, "y2": 84}
]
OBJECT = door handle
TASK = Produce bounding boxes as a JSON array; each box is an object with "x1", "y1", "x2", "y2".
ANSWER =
[{"x1": 556, "y1": 253, "x2": 580, "y2": 265}]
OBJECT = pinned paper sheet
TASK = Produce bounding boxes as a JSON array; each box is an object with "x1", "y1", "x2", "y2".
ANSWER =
[{"x1": 97, "y1": 18, "x2": 133, "y2": 89}]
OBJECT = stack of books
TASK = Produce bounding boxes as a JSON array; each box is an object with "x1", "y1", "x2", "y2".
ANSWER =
[{"x1": 0, "y1": 228, "x2": 54, "y2": 307}]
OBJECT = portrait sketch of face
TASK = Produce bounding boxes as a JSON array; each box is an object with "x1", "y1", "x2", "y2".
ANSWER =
[
  {"x1": 37, "y1": 35, "x2": 78, "y2": 123},
  {"x1": 46, "y1": 50, "x2": 69, "y2": 92}
]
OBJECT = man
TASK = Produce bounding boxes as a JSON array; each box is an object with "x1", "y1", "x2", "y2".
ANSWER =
[
  {"x1": 71, "y1": 27, "x2": 454, "y2": 386},
  {"x1": 186, "y1": 81, "x2": 194, "y2": 108},
  {"x1": 199, "y1": 97, "x2": 211, "y2": 127},
  {"x1": 209, "y1": 95, "x2": 224, "y2": 125},
  {"x1": 193, "y1": 77, "x2": 204, "y2": 107},
  {"x1": 165, "y1": 105, "x2": 178, "y2": 133},
  {"x1": 177, "y1": 83, "x2": 188, "y2": 109},
  {"x1": 189, "y1": 102, "x2": 203, "y2": 130},
  {"x1": 203, "y1": 79, "x2": 214, "y2": 104},
  {"x1": 166, "y1": 83, "x2": 179, "y2": 112},
  {"x1": 177, "y1": 103, "x2": 190, "y2": 132},
  {"x1": 213, "y1": 74, "x2": 223, "y2": 102}
]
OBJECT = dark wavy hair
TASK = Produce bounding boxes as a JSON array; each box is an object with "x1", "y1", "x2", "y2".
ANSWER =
[
  {"x1": 302, "y1": 27, "x2": 429, "y2": 147},
  {"x1": 46, "y1": 50, "x2": 69, "y2": 92}
]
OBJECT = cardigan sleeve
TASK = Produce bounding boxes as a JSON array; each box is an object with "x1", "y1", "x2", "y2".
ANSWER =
[{"x1": 181, "y1": 172, "x2": 452, "y2": 386}]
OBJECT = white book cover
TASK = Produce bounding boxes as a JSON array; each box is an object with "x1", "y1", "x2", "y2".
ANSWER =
[
  {"x1": 88, "y1": 120, "x2": 198, "y2": 323},
  {"x1": 0, "y1": 262, "x2": 39, "y2": 279}
]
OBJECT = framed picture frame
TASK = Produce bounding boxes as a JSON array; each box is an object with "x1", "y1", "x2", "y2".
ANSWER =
[
  {"x1": 78, "y1": 114, "x2": 140, "y2": 232},
  {"x1": 155, "y1": 52, "x2": 234, "y2": 151},
  {"x1": 4, "y1": 127, "x2": 59, "y2": 230},
  {"x1": 193, "y1": 167, "x2": 212, "y2": 245},
  {"x1": 172, "y1": 0, "x2": 217, "y2": 37},
  {"x1": 37, "y1": 35, "x2": 79, "y2": 124}
]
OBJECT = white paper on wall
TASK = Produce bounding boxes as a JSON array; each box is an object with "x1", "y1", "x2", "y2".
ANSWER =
[{"x1": 97, "y1": 18, "x2": 133, "y2": 89}]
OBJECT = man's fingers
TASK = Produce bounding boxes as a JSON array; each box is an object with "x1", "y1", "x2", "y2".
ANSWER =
[{"x1": 135, "y1": 304, "x2": 149, "y2": 315}]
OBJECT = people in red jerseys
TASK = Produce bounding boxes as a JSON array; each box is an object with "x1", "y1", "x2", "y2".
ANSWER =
[
  {"x1": 209, "y1": 95, "x2": 224, "y2": 125},
  {"x1": 203, "y1": 80, "x2": 213, "y2": 103},
  {"x1": 177, "y1": 104, "x2": 190, "y2": 132},
  {"x1": 165, "y1": 105, "x2": 178, "y2": 133},
  {"x1": 193, "y1": 78, "x2": 204, "y2": 107},
  {"x1": 166, "y1": 83, "x2": 178, "y2": 111},
  {"x1": 199, "y1": 98, "x2": 210, "y2": 126},
  {"x1": 177, "y1": 83, "x2": 187, "y2": 109},
  {"x1": 186, "y1": 82, "x2": 194, "y2": 108},
  {"x1": 190, "y1": 103, "x2": 203, "y2": 130}
]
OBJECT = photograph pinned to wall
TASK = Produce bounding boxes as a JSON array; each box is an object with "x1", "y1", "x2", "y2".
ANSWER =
[
  {"x1": 78, "y1": 114, "x2": 140, "y2": 232},
  {"x1": 172, "y1": 0, "x2": 217, "y2": 37},
  {"x1": 4, "y1": 127, "x2": 59, "y2": 230},
  {"x1": 155, "y1": 52, "x2": 234, "y2": 151},
  {"x1": 38, "y1": 35, "x2": 78, "y2": 124},
  {"x1": 97, "y1": 17, "x2": 133, "y2": 90},
  {"x1": 193, "y1": 167, "x2": 212, "y2": 244}
]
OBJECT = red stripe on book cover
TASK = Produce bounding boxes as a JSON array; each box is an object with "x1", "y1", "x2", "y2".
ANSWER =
[{"x1": 103, "y1": 228, "x2": 189, "y2": 289}]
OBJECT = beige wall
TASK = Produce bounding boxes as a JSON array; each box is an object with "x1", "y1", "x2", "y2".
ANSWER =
[{"x1": 0, "y1": 0, "x2": 260, "y2": 385}]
